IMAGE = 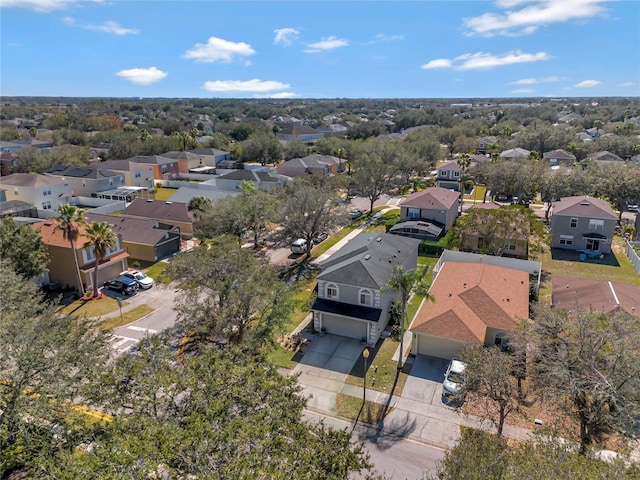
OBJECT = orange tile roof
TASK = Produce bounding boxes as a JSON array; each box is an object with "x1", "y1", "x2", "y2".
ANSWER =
[
  {"x1": 411, "y1": 262, "x2": 529, "y2": 342},
  {"x1": 32, "y1": 220, "x2": 93, "y2": 249}
]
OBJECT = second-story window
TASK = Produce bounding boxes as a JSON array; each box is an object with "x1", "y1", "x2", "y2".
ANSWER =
[
  {"x1": 408, "y1": 207, "x2": 420, "y2": 219},
  {"x1": 326, "y1": 283, "x2": 338, "y2": 299},
  {"x1": 359, "y1": 289, "x2": 372, "y2": 306},
  {"x1": 570, "y1": 218, "x2": 578, "y2": 228},
  {"x1": 588, "y1": 219, "x2": 604, "y2": 231}
]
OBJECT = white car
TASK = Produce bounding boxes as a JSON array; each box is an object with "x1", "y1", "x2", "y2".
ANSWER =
[
  {"x1": 443, "y1": 359, "x2": 466, "y2": 397},
  {"x1": 120, "y1": 270, "x2": 154, "y2": 289}
]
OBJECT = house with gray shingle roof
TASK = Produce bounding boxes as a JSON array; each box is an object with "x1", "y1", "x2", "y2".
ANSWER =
[
  {"x1": 550, "y1": 195, "x2": 617, "y2": 254},
  {"x1": 121, "y1": 199, "x2": 195, "y2": 237},
  {"x1": 311, "y1": 232, "x2": 420, "y2": 344},
  {"x1": 395, "y1": 187, "x2": 460, "y2": 239},
  {"x1": 45, "y1": 164, "x2": 126, "y2": 197},
  {"x1": 543, "y1": 149, "x2": 576, "y2": 166},
  {"x1": 215, "y1": 169, "x2": 288, "y2": 192},
  {"x1": 1, "y1": 173, "x2": 72, "y2": 214},
  {"x1": 276, "y1": 153, "x2": 344, "y2": 177},
  {"x1": 500, "y1": 147, "x2": 530, "y2": 161}
]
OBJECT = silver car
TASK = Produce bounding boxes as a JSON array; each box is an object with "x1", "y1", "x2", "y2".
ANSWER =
[
  {"x1": 120, "y1": 270, "x2": 154, "y2": 289},
  {"x1": 443, "y1": 359, "x2": 466, "y2": 397}
]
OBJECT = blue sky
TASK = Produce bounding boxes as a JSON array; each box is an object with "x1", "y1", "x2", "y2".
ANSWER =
[{"x1": 1, "y1": 0, "x2": 639, "y2": 99}]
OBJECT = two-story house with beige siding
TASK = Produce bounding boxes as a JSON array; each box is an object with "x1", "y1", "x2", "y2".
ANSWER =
[
  {"x1": 1, "y1": 173, "x2": 72, "y2": 214},
  {"x1": 311, "y1": 232, "x2": 420, "y2": 345}
]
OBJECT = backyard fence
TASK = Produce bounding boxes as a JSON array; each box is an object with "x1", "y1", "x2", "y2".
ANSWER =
[{"x1": 625, "y1": 239, "x2": 640, "y2": 275}]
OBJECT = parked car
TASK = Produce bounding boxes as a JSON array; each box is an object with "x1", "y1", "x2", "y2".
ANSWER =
[
  {"x1": 443, "y1": 359, "x2": 466, "y2": 397},
  {"x1": 314, "y1": 232, "x2": 329, "y2": 243},
  {"x1": 103, "y1": 277, "x2": 139, "y2": 296},
  {"x1": 628, "y1": 204, "x2": 639, "y2": 212},
  {"x1": 120, "y1": 270, "x2": 154, "y2": 289},
  {"x1": 349, "y1": 209, "x2": 364, "y2": 220},
  {"x1": 290, "y1": 238, "x2": 308, "y2": 254}
]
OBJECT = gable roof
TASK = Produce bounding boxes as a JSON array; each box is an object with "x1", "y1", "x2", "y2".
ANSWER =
[
  {"x1": 410, "y1": 262, "x2": 529, "y2": 342},
  {"x1": 85, "y1": 213, "x2": 177, "y2": 246},
  {"x1": 122, "y1": 199, "x2": 193, "y2": 223},
  {"x1": 317, "y1": 232, "x2": 419, "y2": 289},
  {"x1": 31, "y1": 219, "x2": 94, "y2": 249},
  {"x1": 552, "y1": 195, "x2": 617, "y2": 219},
  {"x1": 587, "y1": 150, "x2": 624, "y2": 162},
  {"x1": 126, "y1": 155, "x2": 174, "y2": 165},
  {"x1": 501, "y1": 147, "x2": 530, "y2": 158},
  {"x1": 552, "y1": 276, "x2": 639, "y2": 316},
  {"x1": 1, "y1": 172, "x2": 67, "y2": 188},
  {"x1": 400, "y1": 187, "x2": 460, "y2": 210},
  {"x1": 45, "y1": 164, "x2": 121, "y2": 179},
  {"x1": 217, "y1": 169, "x2": 281, "y2": 183},
  {"x1": 437, "y1": 161, "x2": 461, "y2": 171},
  {"x1": 543, "y1": 149, "x2": 576, "y2": 160}
]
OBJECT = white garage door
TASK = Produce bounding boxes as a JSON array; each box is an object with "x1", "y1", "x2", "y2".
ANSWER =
[
  {"x1": 322, "y1": 314, "x2": 368, "y2": 340},
  {"x1": 416, "y1": 334, "x2": 464, "y2": 360}
]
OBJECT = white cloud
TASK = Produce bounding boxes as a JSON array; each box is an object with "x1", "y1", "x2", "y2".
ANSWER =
[
  {"x1": 617, "y1": 82, "x2": 635, "y2": 87},
  {"x1": 575, "y1": 79, "x2": 601, "y2": 88},
  {"x1": 372, "y1": 33, "x2": 405, "y2": 43},
  {"x1": 183, "y1": 36, "x2": 255, "y2": 63},
  {"x1": 421, "y1": 58, "x2": 453, "y2": 70},
  {"x1": 304, "y1": 36, "x2": 349, "y2": 53},
  {"x1": 464, "y1": 0, "x2": 610, "y2": 37},
  {"x1": 63, "y1": 17, "x2": 138, "y2": 35},
  {"x1": 273, "y1": 28, "x2": 300, "y2": 46},
  {"x1": 116, "y1": 67, "x2": 167, "y2": 85},
  {"x1": 201, "y1": 79, "x2": 290, "y2": 93},
  {"x1": 254, "y1": 92, "x2": 299, "y2": 99},
  {"x1": 1, "y1": 0, "x2": 102, "y2": 12},
  {"x1": 423, "y1": 50, "x2": 550, "y2": 71},
  {"x1": 511, "y1": 75, "x2": 561, "y2": 85},
  {"x1": 512, "y1": 88, "x2": 535, "y2": 93}
]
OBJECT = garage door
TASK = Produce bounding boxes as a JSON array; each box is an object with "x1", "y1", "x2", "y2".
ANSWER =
[
  {"x1": 322, "y1": 314, "x2": 368, "y2": 340},
  {"x1": 416, "y1": 334, "x2": 464, "y2": 360}
]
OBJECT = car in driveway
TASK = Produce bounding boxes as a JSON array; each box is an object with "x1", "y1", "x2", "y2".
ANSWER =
[
  {"x1": 314, "y1": 231, "x2": 329, "y2": 243},
  {"x1": 349, "y1": 209, "x2": 364, "y2": 220},
  {"x1": 103, "y1": 277, "x2": 139, "y2": 296},
  {"x1": 443, "y1": 359, "x2": 466, "y2": 397},
  {"x1": 120, "y1": 270, "x2": 154, "y2": 289}
]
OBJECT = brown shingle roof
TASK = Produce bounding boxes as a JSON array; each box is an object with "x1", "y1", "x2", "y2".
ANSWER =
[
  {"x1": 552, "y1": 276, "x2": 639, "y2": 316},
  {"x1": 401, "y1": 187, "x2": 459, "y2": 210},
  {"x1": 122, "y1": 199, "x2": 193, "y2": 223},
  {"x1": 552, "y1": 195, "x2": 617, "y2": 219},
  {"x1": 1, "y1": 173, "x2": 67, "y2": 188},
  {"x1": 411, "y1": 262, "x2": 529, "y2": 342}
]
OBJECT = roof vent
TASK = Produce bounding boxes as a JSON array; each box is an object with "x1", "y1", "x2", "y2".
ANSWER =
[
  {"x1": 376, "y1": 237, "x2": 382, "y2": 242},
  {"x1": 364, "y1": 254, "x2": 371, "y2": 261},
  {"x1": 146, "y1": 199, "x2": 153, "y2": 202},
  {"x1": 165, "y1": 201, "x2": 172, "y2": 204},
  {"x1": 580, "y1": 201, "x2": 590, "y2": 206}
]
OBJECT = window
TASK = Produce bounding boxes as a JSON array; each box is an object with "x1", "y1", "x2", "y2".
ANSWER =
[
  {"x1": 42, "y1": 201, "x2": 51, "y2": 210},
  {"x1": 453, "y1": 171, "x2": 460, "y2": 178},
  {"x1": 13, "y1": 188, "x2": 18, "y2": 195},
  {"x1": 359, "y1": 289, "x2": 373, "y2": 306},
  {"x1": 504, "y1": 243, "x2": 516, "y2": 251},
  {"x1": 588, "y1": 219, "x2": 604, "y2": 231},
  {"x1": 495, "y1": 332, "x2": 511, "y2": 352},
  {"x1": 326, "y1": 283, "x2": 338, "y2": 299},
  {"x1": 161, "y1": 164, "x2": 168, "y2": 173},
  {"x1": 570, "y1": 217, "x2": 578, "y2": 228},
  {"x1": 408, "y1": 207, "x2": 420, "y2": 219},
  {"x1": 43, "y1": 189, "x2": 51, "y2": 196},
  {"x1": 135, "y1": 171, "x2": 141, "y2": 178},
  {"x1": 559, "y1": 234, "x2": 573, "y2": 245}
]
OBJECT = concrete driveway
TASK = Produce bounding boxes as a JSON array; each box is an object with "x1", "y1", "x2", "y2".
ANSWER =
[
  {"x1": 403, "y1": 355, "x2": 450, "y2": 406},
  {"x1": 294, "y1": 334, "x2": 364, "y2": 382}
]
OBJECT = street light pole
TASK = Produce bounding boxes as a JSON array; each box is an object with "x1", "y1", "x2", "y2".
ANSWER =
[{"x1": 362, "y1": 348, "x2": 370, "y2": 404}]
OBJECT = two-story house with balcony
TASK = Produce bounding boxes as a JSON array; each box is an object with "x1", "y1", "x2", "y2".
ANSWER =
[
  {"x1": 1, "y1": 173, "x2": 72, "y2": 215},
  {"x1": 45, "y1": 165, "x2": 126, "y2": 198},
  {"x1": 550, "y1": 195, "x2": 617, "y2": 254},
  {"x1": 311, "y1": 232, "x2": 420, "y2": 345},
  {"x1": 435, "y1": 161, "x2": 462, "y2": 191},
  {"x1": 390, "y1": 187, "x2": 460, "y2": 240},
  {"x1": 31, "y1": 219, "x2": 129, "y2": 293}
]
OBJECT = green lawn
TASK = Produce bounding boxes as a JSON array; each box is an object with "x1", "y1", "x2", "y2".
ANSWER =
[
  {"x1": 57, "y1": 295, "x2": 125, "y2": 318},
  {"x1": 153, "y1": 187, "x2": 178, "y2": 201},
  {"x1": 100, "y1": 305, "x2": 155, "y2": 331},
  {"x1": 336, "y1": 393, "x2": 388, "y2": 424},
  {"x1": 144, "y1": 261, "x2": 172, "y2": 285},
  {"x1": 464, "y1": 185, "x2": 487, "y2": 203},
  {"x1": 538, "y1": 236, "x2": 640, "y2": 303},
  {"x1": 344, "y1": 337, "x2": 409, "y2": 395}
]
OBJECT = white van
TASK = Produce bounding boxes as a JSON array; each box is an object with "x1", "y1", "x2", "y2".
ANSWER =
[{"x1": 290, "y1": 238, "x2": 308, "y2": 254}]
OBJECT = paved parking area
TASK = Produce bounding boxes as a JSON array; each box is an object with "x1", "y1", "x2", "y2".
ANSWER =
[
  {"x1": 403, "y1": 355, "x2": 450, "y2": 406},
  {"x1": 294, "y1": 334, "x2": 364, "y2": 382}
]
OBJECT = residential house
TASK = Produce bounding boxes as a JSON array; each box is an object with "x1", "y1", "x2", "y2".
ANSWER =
[
  {"x1": 575, "y1": 132, "x2": 593, "y2": 143},
  {"x1": 552, "y1": 277, "x2": 639, "y2": 317},
  {"x1": 1, "y1": 173, "x2": 72, "y2": 213},
  {"x1": 167, "y1": 185, "x2": 239, "y2": 205},
  {"x1": 86, "y1": 213, "x2": 181, "y2": 262},
  {"x1": 31, "y1": 220, "x2": 129, "y2": 293},
  {"x1": 435, "y1": 161, "x2": 462, "y2": 190},
  {"x1": 409, "y1": 261, "x2": 529, "y2": 359},
  {"x1": 312, "y1": 232, "x2": 420, "y2": 345},
  {"x1": 1, "y1": 152, "x2": 19, "y2": 175},
  {"x1": 477, "y1": 136, "x2": 498, "y2": 154},
  {"x1": 190, "y1": 147, "x2": 231, "y2": 165},
  {"x1": 586, "y1": 127, "x2": 602, "y2": 139},
  {"x1": 550, "y1": 195, "x2": 617, "y2": 254},
  {"x1": 121, "y1": 199, "x2": 195, "y2": 237},
  {"x1": 0, "y1": 141, "x2": 22, "y2": 154},
  {"x1": 45, "y1": 164, "x2": 126, "y2": 198},
  {"x1": 160, "y1": 151, "x2": 215, "y2": 174},
  {"x1": 393, "y1": 187, "x2": 460, "y2": 240},
  {"x1": 500, "y1": 147, "x2": 530, "y2": 161},
  {"x1": 586, "y1": 150, "x2": 624, "y2": 166},
  {"x1": 126, "y1": 155, "x2": 180, "y2": 181},
  {"x1": 11, "y1": 138, "x2": 52, "y2": 151},
  {"x1": 276, "y1": 125, "x2": 325, "y2": 144},
  {"x1": 214, "y1": 169, "x2": 288, "y2": 192},
  {"x1": 97, "y1": 160, "x2": 155, "y2": 190},
  {"x1": 316, "y1": 123, "x2": 348, "y2": 137},
  {"x1": 543, "y1": 149, "x2": 576, "y2": 166},
  {"x1": 276, "y1": 154, "x2": 344, "y2": 177}
]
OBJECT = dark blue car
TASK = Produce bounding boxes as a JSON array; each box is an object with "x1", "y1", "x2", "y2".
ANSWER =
[{"x1": 103, "y1": 276, "x2": 139, "y2": 295}]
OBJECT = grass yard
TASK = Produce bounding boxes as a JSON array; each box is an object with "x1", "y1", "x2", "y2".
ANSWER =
[
  {"x1": 336, "y1": 393, "x2": 389, "y2": 424},
  {"x1": 56, "y1": 295, "x2": 125, "y2": 318},
  {"x1": 265, "y1": 343, "x2": 300, "y2": 370},
  {"x1": 153, "y1": 187, "x2": 177, "y2": 201},
  {"x1": 464, "y1": 185, "x2": 487, "y2": 203},
  {"x1": 538, "y1": 236, "x2": 640, "y2": 303},
  {"x1": 144, "y1": 261, "x2": 172, "y2": 285},
  {"x1": 345, "y1": 337, "x2": 409, "y2": 395},
  {"x1": 100, "y1": 304, "x2": 155, "y2": 331}
]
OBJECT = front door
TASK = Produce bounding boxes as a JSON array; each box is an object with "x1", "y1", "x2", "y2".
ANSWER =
[{"x1": 586, "y1": 238, "x2": 600, "y2": 251}]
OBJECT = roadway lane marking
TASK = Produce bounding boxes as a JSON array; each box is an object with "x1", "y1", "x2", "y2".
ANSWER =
[{"x1": 127, "y1": 326, "x2": 157, "y2": 334}]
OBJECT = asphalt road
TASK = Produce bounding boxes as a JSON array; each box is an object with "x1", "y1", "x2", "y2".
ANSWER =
[{"x1": 303, "y1": 410, "x2": 445, "y2": 479}]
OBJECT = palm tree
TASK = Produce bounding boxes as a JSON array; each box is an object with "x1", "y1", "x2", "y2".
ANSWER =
[
  {"x1": 53, "y1": 204, "x2": 86, "y2": 295},
  {"x1": 457, "y1": 153, "x2": 471, "y2": 215},
  {"x1": 383, "y1": 265, "x2": 434, "y2": 370},
  {"x1": 83, "y1": 221, "x2": 117, "y2": 298}
]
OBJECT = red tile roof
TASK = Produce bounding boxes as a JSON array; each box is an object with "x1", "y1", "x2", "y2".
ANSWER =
[{"x1": 411, "y1": 262, "x2": 530, "y2": 342}]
